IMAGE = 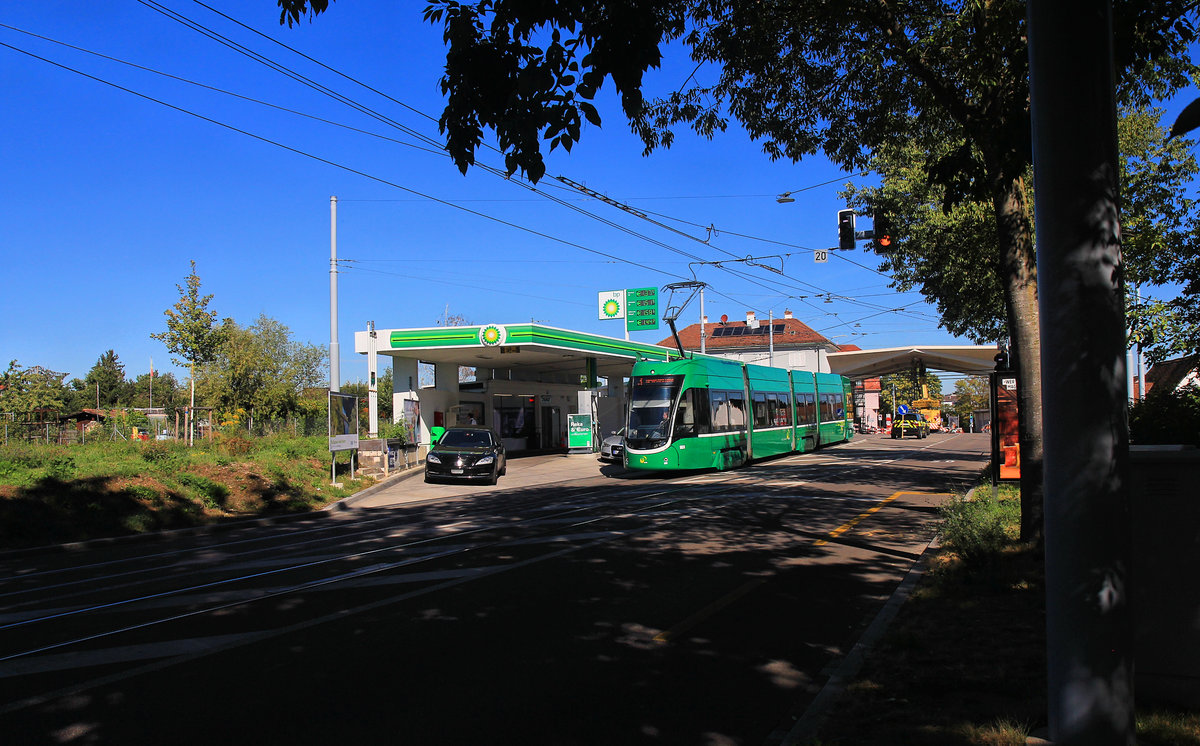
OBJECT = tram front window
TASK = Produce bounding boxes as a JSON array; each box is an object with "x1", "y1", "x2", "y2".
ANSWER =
[{"x1": 628, "y1": 374, "x2": 683, "y2": 449}]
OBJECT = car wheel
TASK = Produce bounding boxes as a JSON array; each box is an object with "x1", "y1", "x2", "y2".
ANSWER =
[
  {"x1": 487, "y1": 468, "x2": 498, "y2": 486},
  {"x1": 499, "y1": 461, "x2": 507, "y2": 476}
]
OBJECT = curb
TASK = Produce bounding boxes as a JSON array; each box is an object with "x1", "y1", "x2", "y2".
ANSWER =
[
  {"x1": 331, "y1": 463, "x2": 425, "y2": 510},
  {"x1": 779, "y1": 533, "x2": 943, "y2": 745}
]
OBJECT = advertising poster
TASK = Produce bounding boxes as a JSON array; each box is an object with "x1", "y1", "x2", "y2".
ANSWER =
[
  {"x1": 329, "y1": 391, "x2": 360, "y2": 452},
  {"x1": 568, "y1": 413, "x2": 593, "y2": 451},
  {"x1": 992, "y1": 374, "x2": 1020, "y2": 482}
]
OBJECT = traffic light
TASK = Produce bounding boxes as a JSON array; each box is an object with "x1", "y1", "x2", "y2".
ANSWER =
[
  {"x1": 837, "y1": 209, "x2": 856, "y2": 251},
  {"x1": 873, "y1": 212, "x2": 893, "y2": 252}
]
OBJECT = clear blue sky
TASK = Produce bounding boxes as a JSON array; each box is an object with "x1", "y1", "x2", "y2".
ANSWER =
[{"x1": 4, "y1": 3, "x2": 1190, "y2": 387}]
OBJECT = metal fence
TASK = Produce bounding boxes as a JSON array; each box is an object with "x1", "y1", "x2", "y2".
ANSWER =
[{"x1": 1, "y1": 411, "x2": 330, "y2": 446}]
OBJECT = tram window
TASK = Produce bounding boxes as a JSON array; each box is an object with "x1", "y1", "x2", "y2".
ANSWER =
[
  {"x1": 753, "y1": 392, "x2": 771, "y2": 428},
  {"x1": 834, "y1": 392, "x2": 845, "y2": 419},
  {"x1": 771, "y1": 393, "x2": 791, "y2": 426},
  {"x1": 675, "y1": 388, "x2": 710, "y2": 436},
  {"x1": 727, "y1": 392, "x2": 747, "y2": 431},
  {"x1": 710, "y1": 390, "x2": 730, "y2": 432},
  {"x1": 820, "y1": 394, "x2": 835, "y2": 422},
  {"x1": 796, "y1": 392, "x2": 815, "y2": 424}
]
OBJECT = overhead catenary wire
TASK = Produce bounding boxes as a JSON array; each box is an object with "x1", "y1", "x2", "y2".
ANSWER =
[
  {"x1": 3, "y1": 9, "x2": 940, "y2": 337},
  {"x1": 168, "y1": 2, "x2": 928, "y2": 320}
]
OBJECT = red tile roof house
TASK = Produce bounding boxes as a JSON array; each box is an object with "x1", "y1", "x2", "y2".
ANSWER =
[
  {"x1": 1144, "y1": 354, "x2": 1200, "y2": 395},
  {"x1": 657, "y1": 310, "x2": 842, "y2": 370}
]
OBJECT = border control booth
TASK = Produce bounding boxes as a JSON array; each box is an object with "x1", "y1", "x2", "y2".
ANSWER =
[{"x1": 355, "y1": 323, "x2": 681, "y2": 454}]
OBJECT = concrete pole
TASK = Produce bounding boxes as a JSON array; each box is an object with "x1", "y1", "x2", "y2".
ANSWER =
[
  {"x1": 1027, "y1": 2, "x2": 1135, "y2": 744},
  {"x1": 700, "y1": 287, "x2": 706, "y2": 354},
  {"x1": 330, "y1": 196, "x2": 340, "y2": 393},
  {"x1": 367, "y1": 321, "x2": 379, "y2": 437}
]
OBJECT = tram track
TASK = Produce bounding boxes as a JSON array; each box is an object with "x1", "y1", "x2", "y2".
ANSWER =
[{"x1": 0, "y1": 475, "x2": 764, "y2": 703}]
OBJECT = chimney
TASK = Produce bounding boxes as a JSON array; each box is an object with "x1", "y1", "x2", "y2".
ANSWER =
[
  {"x1": 784, "y1": 309, "x2": 793, "y2": 320},
  {"x1": 746, "y1": 311, "x2": 759, "y2": 329}
]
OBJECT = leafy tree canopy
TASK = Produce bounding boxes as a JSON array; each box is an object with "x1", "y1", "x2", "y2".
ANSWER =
[
  {"x1": 0, "y1": 361, "x2": 69, "y2": 414},
  {"x1": 846, "y1": 106, "x2": 1200, "y2": 353},
  {"x1": 83, "y1": 350, "x2": 127, "y2": 409},
  {"x1": 879, "y1": 370, "x2": 941, "y2": 415},
  {"x1": 151, "y1": 260, "x2": 226, "y2": 372},
  {"x1": 196, "y1": 314, "x2": 328, "y2": 420}
]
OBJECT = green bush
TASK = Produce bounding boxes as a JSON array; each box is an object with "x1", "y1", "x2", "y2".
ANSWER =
[
  {"x1": 939, "y1": 488, "x2": 1021, "y2": 569},
  {"x1": 177, "y1": 472, "x2": 229, "y2": 509},
  {"x1": 44, "y1": 454, "x2": 76, "y2": 481},
  {"x1": 1129, "y1": 384, "x2": 1200, "y2": 446}
]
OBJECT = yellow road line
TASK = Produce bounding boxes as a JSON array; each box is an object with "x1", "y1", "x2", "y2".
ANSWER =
[
  {"x1": 815, "y1": 491, "x2": 952, "y2": 546},
  {"x1": 653, "y1": 578, "x2": 767, "y2": 645}
]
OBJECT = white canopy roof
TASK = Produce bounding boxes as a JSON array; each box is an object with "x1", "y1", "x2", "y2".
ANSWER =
[{"x1": 826, "y1": 345, "x2": 1001, "y2": 378}]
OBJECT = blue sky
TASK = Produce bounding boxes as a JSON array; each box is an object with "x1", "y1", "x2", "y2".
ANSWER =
[{"x1": 5, "y1": 2, "x2": 1188, "y2": 387}]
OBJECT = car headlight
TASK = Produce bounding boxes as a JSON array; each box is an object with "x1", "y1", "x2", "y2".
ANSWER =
[
  {"x1": 476, "y1": 455, "x2": 495, "y2": 465},
  {"x1": 427, "y1": 453, "x2": 441, "y2": 464}
]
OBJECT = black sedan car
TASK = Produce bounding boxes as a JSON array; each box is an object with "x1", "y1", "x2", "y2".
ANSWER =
[{"x1": 424, "y1": 426, "x2": 507, "y2": 484}]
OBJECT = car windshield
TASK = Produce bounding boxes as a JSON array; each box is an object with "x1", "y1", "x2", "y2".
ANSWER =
[{"x1": 440, "y1": 430, "x2": 492, "y2": 448}]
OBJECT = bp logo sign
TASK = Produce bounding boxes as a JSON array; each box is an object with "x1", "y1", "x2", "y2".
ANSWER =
[
  {"x1": 479, "y1": 324, "x2": 506, "y2": 346},
  {"x1": 602, "y1": 298, "x2": 621, "y2": 318}
]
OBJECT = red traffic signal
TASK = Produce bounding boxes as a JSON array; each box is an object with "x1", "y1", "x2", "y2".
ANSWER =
[{"x1": 872, "y1": 213, "x2": 893, "y2": 252}]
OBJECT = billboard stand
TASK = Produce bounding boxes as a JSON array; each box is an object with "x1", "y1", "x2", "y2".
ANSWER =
[
  {"x1": 989, "y1": 370, "x2": 1020, "y2": 487},
  {"x1": 329, "y1": 391, "x2": 360, "y2": 485}
]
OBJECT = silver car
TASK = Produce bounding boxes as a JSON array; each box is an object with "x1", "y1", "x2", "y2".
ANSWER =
[{"x1": 598, "y1": 428, "x2": 625, "y2": 463}]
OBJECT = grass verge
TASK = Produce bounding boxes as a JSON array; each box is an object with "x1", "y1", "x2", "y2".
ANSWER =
[
  {"x1": 0, "y1": 435, "x2": 376, "y2": 550},
  {"x1": 807, "y1": 484, "x2": 1199, "y2": 745}
]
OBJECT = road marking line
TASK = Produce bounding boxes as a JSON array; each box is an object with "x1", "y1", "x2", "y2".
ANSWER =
[
  {"x1": 815, "y1": 491, "x2": 952, "y2": 546},
  {"x1": 653, "y1": 578, "x2": 767, "y2": 645}
]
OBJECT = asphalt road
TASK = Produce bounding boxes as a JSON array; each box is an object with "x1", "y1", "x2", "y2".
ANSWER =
[{"x1": 0, "y1": 433, "x2": 989, "y2": 745}]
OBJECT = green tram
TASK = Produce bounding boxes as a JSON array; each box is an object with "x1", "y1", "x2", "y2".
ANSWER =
[{"x1": 624, "y1": 356, "x2": 854, "y2": 472}]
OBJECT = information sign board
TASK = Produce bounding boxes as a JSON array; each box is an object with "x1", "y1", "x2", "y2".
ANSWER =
[
  {"x1": 568, "y1": 413, "x2": 594, "y2": 451},
  {"x1": 625, "y1": 287, "x2": 659, "y2": 331},
  {"x1": 328, "y1": 391, "x2": 360, "y2": 452}
]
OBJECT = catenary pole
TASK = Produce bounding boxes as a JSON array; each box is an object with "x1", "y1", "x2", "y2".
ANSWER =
[
  {"x1": 1027, "y1": 2, "x2": 1135, "y2": 744},
  {"x1": 330, "y1": 195, "x2": 340, "y2": 393}
]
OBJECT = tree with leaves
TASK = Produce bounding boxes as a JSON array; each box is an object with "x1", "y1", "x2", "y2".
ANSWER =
[
  {"x1": 951, "y1": 377, "x2": 990, "y2": 429},
  {"x1": 196, "y1": 314, "x2": 327, "y2": 421},
  {"x1": 0, "y1": 360, "x2": 69, "y2": 414},
  {"x1": 847, "y1": 104, "x2": 1200, "y2": 363},
  {"x1": 151, "y1": 261, "x2": 225, "y2": 445},
  {"x1": 82, "y1": 350, "x2": 128, "y2": 409},
  {"x1": 879, "y1": 370, "x2": 942, "y2": 416}
]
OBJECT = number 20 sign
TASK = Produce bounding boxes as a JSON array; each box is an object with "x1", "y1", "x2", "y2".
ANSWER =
[{"x1": 814, "y1": 249, "x2": 829, "y2": 263}]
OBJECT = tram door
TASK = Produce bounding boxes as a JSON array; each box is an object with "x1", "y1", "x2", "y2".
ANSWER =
[{"x1": 541, "y1": 406, "x2": 561, "y2": 449}]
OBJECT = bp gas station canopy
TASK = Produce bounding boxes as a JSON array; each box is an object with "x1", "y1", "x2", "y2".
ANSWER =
[{"x1": 355, "y1": 323, "x2": 683, "y2": 380}]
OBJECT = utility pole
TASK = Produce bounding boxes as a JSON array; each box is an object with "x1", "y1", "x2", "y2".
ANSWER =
[
  {"x1": 1028, "y1": 2, "x2": 1134, "y2": 744},
  {"x1": 330, "y1": 196, "x2": 340, "y2": 393}
]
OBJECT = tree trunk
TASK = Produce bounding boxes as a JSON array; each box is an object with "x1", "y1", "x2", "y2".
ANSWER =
[{"x1": 994, "y1": 174, "x2": 1044, "y2": 543}]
